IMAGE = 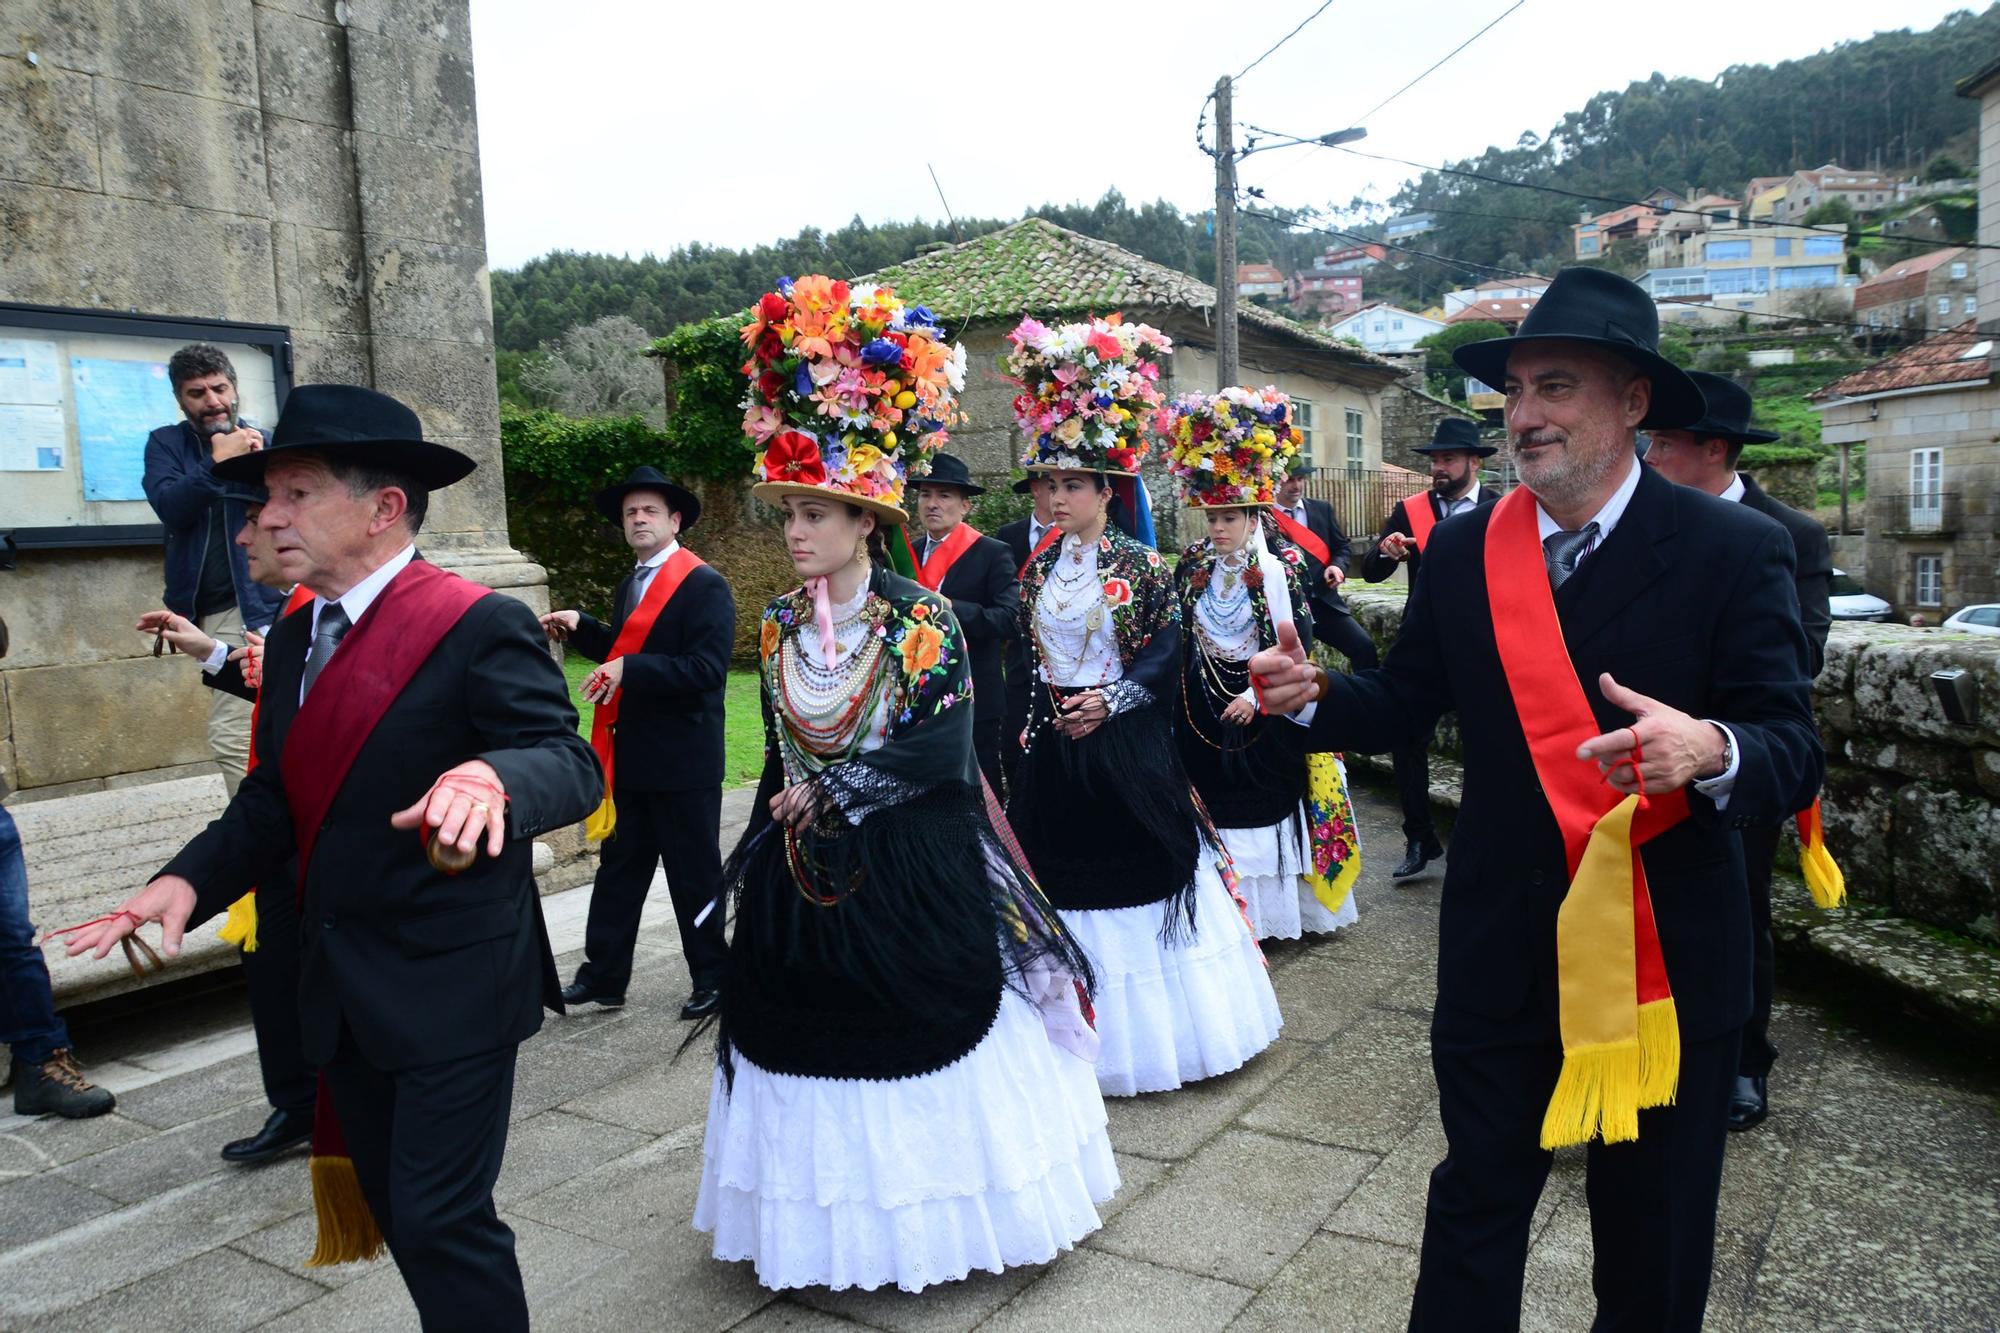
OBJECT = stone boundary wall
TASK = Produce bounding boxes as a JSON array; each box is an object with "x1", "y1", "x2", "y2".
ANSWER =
[{"x1": 1339, "y1": 591, "x2": 2000, "y2": 941}]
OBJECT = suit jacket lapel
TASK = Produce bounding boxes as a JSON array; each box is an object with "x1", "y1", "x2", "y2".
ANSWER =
[
  {"x1": 263, "y1": 612, "x2": 311, "y2": 761},
  {"x1": 1554, "y1": 465, "x2": 1677, "y2": 652}
]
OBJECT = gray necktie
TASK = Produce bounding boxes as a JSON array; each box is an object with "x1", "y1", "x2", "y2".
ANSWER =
[
  {"x1": 1543, "y1": 523, "x2": 1600, "y2": 591},
  {"x1": 301, "y1": 603, "x2": 352, "y2": 697},
  {"x1": 621, "y1": 563, "x2": 650, "y2": 619}
]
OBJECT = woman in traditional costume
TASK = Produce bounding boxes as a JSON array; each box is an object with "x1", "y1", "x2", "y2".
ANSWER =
[
  {"x1": 1163, "y1": 387, "x2": 1363, "y2": 941},
  {"x1": 1003, "y1": 316, "x2": 1282, "y2": 1098},
  {"x1": 693, "y1": 277, "x2": 1114, "y2": 1295}
]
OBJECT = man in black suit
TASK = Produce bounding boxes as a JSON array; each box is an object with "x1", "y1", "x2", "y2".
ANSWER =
[
  {"x1": 1270, "y1": 457, "x2": 1374, "y2": 670},
  {"x1": 1645, "y1": 369, "x2": 1833, "y2": 1135},
  {"x1": 1360, "y1": 418, "x2": 1499, "y2": 878},
  {"x1": 542, "y1": 467, "x2": 735, "y2": 1020},
  {"x1": 997, "y1": 474, "x2": 1057, "y2": 789},
  {"x1": 1250, "y1": 269, "x2": 1822, "y2": 1331},
  {"x1": 69, "y1": 386, "x2": 602, "y2": 1332},
  {"x1": 911, "y1": 453, "x2": 1019, "y2": 794}
]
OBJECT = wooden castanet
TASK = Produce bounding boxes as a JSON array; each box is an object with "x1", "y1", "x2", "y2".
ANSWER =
[{"x1": 425, "y1": 830, "x2": 479, "y2": 875}]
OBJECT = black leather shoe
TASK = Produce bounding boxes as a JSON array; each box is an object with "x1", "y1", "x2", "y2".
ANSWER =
[
  {"x1": 1392, "y1": 835, "x2": 1445, "y2": 879},
  {"x1": 679, "y1": 988, "x2": 720, "y2": 1021},
  {"x1": 222, "y1": 1108, "x2": 312, "y2": 1164},
  {"x1": 1727, "y1": 1074, "x2": 1769, "y2": 1132},
  {"x1": 561, "y1": 980, "x2": 625, "y2": 1009}
]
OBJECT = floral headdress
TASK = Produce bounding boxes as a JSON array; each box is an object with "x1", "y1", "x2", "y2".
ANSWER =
[
  {"x1": 1161, "y1": 386, "x2": 1303, "y2": 508},
  {"x1": 1005, "y1": 315, "x2": 1171, "y2": 477},
  {"x1": 740, "y1": 275, "x2": 968, "y2": 525}
]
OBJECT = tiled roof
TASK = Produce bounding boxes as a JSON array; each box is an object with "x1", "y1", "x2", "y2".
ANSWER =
[
  {"x1": 865, "y1": 218, "x2": 1395, "y2": 372},
  {"x1": 1856, "y1": 247, "x2": 1968, "y2": 288},
  {"x1": 1447, "y1": 298, "x2": 1538, "y2": 324},
  {"x1": 1812, "y1": 322, "x2": 1993, "y2": 400}
]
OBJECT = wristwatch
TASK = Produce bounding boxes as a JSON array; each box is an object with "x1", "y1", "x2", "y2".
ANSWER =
[{"x1": 1703, "y1": 722, "x2": 1734, "y2": 781}]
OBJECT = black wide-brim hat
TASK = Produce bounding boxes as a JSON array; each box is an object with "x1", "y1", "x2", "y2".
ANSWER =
[
  {"x1": 1451, "y1": 268, "x2": 1706, "y2": 430},
  {"x1": 594, "y1": 465, "x2": 701, "y2": 530},
  {"x1": 1682, "y1": 370, "x2": 1780, "y2": 446},
  {"x1": 912, "y1": 451, "x2": 985, "y2": 495},
  {"x1": 1413, "y1": 416, "x2": 1497, "y2": 458},
  {"x1": 213, "y1": 384, "x2": 476, "y2": 488}
]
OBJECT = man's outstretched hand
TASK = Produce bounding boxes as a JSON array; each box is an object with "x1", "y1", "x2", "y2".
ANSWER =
[
  {"x1": 57, "y1": 876, "x2": 197, "y2": 960},
  {"x1": 1575, "y1": 673, "x2": 1729, "y2": 795},
  {"x1": 1248, "y1": 621, "x2": 1324, "y2": 715},
  {"x1": 391, "y1": 759, "x2": 509, "y2": 859}
]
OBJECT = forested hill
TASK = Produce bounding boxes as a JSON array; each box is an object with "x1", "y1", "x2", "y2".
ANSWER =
[
  {"x1": 490, "y1": 7, "x2": 1997, "y2": 353},
  {"x1": 1385, "y1": 6, "x2": 1998, "y2": 274}
]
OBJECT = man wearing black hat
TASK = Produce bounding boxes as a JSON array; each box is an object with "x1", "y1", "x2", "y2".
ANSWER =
[
  {"x1": 911, "y1": 453, "x2": 1019, "y2": 795},
  {"x1": 1248, "y1": 268, "x2": 1822, "y2": 1330},
  {"x1": 67, "y1": 385, "x2": 603, "y2": 1332},
  {"x1": 998, "y1": 473, "x2": 1059, "y2": 789},
  {"x1": 1645, "y1": 368, "x2": 1833, "y2": 1135},
  {"x1": 541, "y1": 467, "x2": 735, "y2": 1020},
  {"x1": 1359, "y1": 417, "x2": 1499, "y2": 879}
]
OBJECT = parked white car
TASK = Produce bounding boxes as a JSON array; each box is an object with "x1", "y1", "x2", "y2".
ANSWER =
[
  {"x1": 1828, "y1": 569, "x2": 1892, "y2": 623},
  {"x1": 1941, "y1": 604, "x2": 2000, "y2": 636}
]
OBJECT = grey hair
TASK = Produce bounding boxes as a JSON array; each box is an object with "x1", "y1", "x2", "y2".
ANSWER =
[{"x1": 322, "y1": 454, "x2": 430, "y2": 535}]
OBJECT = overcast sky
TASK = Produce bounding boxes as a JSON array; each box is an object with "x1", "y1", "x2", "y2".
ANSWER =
[{"x1": 470, "y1": 0, "x2": 1974, "y2": 271}]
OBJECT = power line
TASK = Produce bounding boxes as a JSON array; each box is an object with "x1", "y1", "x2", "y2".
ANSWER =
[
  {"x1": 1236, "y1": 0, "x2": 1341, "y2": 82},
  {"x1": 1346, "y1": 0, "x2": 1524, "y2": 126},
  {"x1": 1329, "y1": 144, "x2": 2000, "y2": 254}
]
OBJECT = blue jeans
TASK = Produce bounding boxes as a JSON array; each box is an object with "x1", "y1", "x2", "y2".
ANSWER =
[{"x1": 0, "y1": 807, "x2": 68, "y2": 1065}]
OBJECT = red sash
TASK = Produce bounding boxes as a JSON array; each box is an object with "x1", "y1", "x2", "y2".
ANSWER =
[
  {"x1": 1019, "y1": 524, "x2": 1059, "y2": 579},
  {"x1": 915, "y1": 523, "x2": 981, "y2": 592},
  {"x1": 1485, "y1": 489, "x2": 1688, "y2": 1148},
  {"x1": 584, "y1": 546, "x2": 705, "y2": 839},
  {"x1": 278, "y1": 561, "x2": 491, "y2": 885},
  {"x1": 1402, "y1": 493, "x2": 1439, "y2": 553},
  {"x1": 1271, "y1": 507, "x2": 1331, "y2": 568}
]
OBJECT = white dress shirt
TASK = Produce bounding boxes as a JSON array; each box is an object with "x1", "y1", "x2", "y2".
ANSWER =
[
  {"x1": 1439, "y1": 481, "x2": 1483, "y2": 519},
  {"x1": 1719, "y1": 473, "x2": 1747, "y2": 504},
  {"x1": 628, "y1": 539, "x2": 680, "y2": 606}
]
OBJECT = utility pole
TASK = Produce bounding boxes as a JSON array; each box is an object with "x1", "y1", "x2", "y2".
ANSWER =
[
  {"x1": 1839, "y1": 440, "x2": 1851, "y2": 536},
  {"x1": 1214, "y1": 75, "x2": 1239, "y2": 390}
]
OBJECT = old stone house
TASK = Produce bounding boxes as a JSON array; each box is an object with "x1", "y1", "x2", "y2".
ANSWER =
[{"x1": 865, "y1": 219, "x2": 1406, "y2": 543}]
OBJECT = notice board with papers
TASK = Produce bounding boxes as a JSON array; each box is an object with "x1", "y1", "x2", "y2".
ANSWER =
[{"x1": 0, "y1": 304, "x2": 291, "y2": 546}]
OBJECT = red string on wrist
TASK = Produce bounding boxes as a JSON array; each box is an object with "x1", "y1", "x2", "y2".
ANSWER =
[{"x1": 41, "y1": 910, "x2": 140, "y2": 940}]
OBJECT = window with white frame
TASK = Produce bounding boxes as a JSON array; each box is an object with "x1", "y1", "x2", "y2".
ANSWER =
[
  {"x1": 1968, "y1": 296, "x2": 1979, "y2": 316},
  {"x1": 1939, "y1": 296, "x2": 1953, "y2": 316},
  {"x1": 1344, "y1": 407, "x2": 1365, "y2": 471},
  {"x1": 1914, "y1": 555, "x2": 1943, "y2": 608},
  {"x1": 1293, "y1": 399, "x2": 1316, "y2": 468},
  {"x1": 1909, "y1": 448, "x2": 1942, "y2": 530},
  {"x1": 1951, "y1": 262, "x2": 1968, "y2": 280}
]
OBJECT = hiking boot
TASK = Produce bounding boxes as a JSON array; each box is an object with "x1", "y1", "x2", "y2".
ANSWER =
[{"x1": 11, "y1": 1049, "x2": 116, "y2": 1119}]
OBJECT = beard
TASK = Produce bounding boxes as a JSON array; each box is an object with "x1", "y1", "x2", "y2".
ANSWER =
[{"x1": 1512, "y1": 430, "x2": 1628, "y2": 513}]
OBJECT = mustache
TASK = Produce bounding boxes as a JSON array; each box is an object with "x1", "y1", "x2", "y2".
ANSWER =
[{"x1": 1514, "y1": 431, "x2": 1566, "y2": 448}]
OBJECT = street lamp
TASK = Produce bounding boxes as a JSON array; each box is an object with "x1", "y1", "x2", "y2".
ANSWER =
[{"x1": 1210, "y1": 74, "x2": 1366, "y2": 387}]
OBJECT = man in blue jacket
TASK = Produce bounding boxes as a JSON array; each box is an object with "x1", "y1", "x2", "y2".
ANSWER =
[{"x1": 141, "y1": 345, "x2": 288, "y2": 794}]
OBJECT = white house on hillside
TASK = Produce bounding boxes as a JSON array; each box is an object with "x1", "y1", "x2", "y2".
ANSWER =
[{"x1": 1327, "y1": 303, "x2": 1447, "y2": 353}]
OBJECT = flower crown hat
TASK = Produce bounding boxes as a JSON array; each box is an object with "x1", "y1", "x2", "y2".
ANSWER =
[
  {"x1": 1163, "y1": 386, "x2": 1304, "y2": 508},
  {"x1": 740, "y1": 275, "x2": 968, "y2": 525},
  {"x1": 1005, "y1": 315, "x2": 1172, "y2": 477}
]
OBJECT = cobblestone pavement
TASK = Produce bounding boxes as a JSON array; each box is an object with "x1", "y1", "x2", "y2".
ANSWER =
[{"x1": 1, "y1": 782, "x2": 1995, "y2": 1331}]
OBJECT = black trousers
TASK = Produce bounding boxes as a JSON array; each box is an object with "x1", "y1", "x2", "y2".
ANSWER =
[
  {"x1": 1738, "y1": 824, "x2": 1782, "y2": 1078},
  {"x1": 576, "y1": 786, "x2": 726, "y2": 996},
  {"x1": 1412, "y1": 1015, "x2": 1739, "y2": 1333},
  {"x1": 973, "y1": 715, "x2": 1006, "y2": 801},
  {"x1": 240, "y1": 874, "x2": 314, "y2": 1117},
  {"x1": 1315, "y1": 605, "x2": 1379, "y2": 672},
  {"x1": 1395, "y1": 732, "x2": 1439, "y2": 844},
  {"x1": 326, "y1": 1032, "x2": 524, "y2": 1332}
]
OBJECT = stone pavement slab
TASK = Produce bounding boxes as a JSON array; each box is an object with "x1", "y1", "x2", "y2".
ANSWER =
[{"x1": 1, "y1": 780, "x2": 1996, "y2": 1331}]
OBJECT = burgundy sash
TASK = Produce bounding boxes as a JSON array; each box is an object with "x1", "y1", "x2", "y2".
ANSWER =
[{"x1": 279, "y1": 561, "x2": 491, "y2": 885}]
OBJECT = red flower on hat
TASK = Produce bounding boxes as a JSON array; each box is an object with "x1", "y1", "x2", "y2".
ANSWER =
[{"x1": 762, "y1": 430, "x2": 826, "y2": 485}]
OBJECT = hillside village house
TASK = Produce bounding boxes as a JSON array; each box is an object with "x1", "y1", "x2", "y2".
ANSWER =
[
  {"x1": 1809, "y1": 56, "x2": 2000, "y2": 618},
  {"x1": 1642, "y1": 218, "x2": 1855, "y2": 327},
  {"x1": 1854, "y1": 248, "x2": 1979, "y2": 337},
  {"x1": 1447, "y1": 296, "x2": 1539, "y2": 332},
  {"x1": 1773, "y1": 162, "x2": 1901, "y2": 223},
  {"x1": 1384, "y1": 212, "x2": 1437, "y2": 239},
  {"x1": 1289, "y1": 270, "x2": 1363, "y2": 318},
  {"x1": 1744, "y1": 175, "x2": 1791, "y2": 220},
  {"x1": 1327, "y1": 302, "x2": 1447, "y2": 354},
  {"x1": 1236, "y1": 263, "x2": 1287, "y2": 300},
  {"x1": 1572, "y1": 188, "x2": 1688, "y2": 258},
  {"x1": 865, "y1": 219, "x2": 1405, "y2": 541},
  {"x1": 1442, "y1": 275, "x2": 1550, "y2": 315}
]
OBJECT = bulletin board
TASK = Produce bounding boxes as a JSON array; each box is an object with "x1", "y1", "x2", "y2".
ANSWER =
[{"x1": 0, "y1": 303, "x2": 292, "y2": 548}]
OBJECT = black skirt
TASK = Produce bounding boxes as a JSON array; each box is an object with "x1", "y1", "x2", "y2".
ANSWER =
[
  {"x1": 1177, "y1": 655, "x2": 1309, "y2": 831},
  {"x1": 1007, "y1": 684, "x2": 1206, "y2": 918}
]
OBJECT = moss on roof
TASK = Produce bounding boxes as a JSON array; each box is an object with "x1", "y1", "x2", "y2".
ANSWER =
[{"x1": 866, "y1": 218, "x2": 1394, "y2": 375}]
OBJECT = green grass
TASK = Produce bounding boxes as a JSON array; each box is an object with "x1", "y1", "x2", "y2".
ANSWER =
[{"x1": 562, "y1": 656, "x2": 768, "y2": 790}]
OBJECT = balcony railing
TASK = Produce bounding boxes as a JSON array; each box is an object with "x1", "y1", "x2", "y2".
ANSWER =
[
  {"x1": 1880, "y1": 492, "x2": 1960, "y2": 537},
  {"x1": 1300, "y1": 468, "x2": 1511, "y2": 547}
]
